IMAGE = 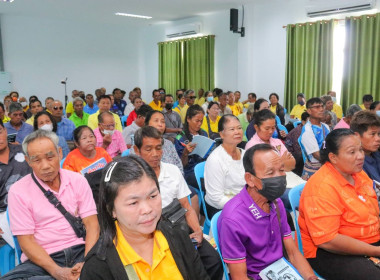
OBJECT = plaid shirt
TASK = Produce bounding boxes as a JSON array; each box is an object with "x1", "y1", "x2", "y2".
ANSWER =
[{"x1": 57, "y1": 118, "x2": 76, "y2": 141}]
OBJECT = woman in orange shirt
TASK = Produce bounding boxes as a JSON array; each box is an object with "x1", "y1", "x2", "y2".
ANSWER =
[
  {"x1": 63, "y1": 125, "x2": 112, "y2": 174},
  {"x1": 299, "y1": 128, "x2": 380, "y2": 279}
]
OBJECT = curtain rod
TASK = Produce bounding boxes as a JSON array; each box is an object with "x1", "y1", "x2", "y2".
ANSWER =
[{"x1": 157, "y1": 35, "x2": 215, "y2": 45}]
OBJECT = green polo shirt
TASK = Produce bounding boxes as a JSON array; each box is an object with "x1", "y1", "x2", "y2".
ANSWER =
[{"x1": 69, "y1": 111, "x2": 89, "y2": 127}]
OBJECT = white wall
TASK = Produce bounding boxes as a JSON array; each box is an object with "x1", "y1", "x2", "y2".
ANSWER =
[{"x1": 1, "y1": 15, "x2": 141, "y2": 102}]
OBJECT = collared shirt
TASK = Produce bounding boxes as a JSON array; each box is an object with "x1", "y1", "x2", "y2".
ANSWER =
[
  {"x1": 124, "y1": 103, "x2": 135, "y2": 116},
  {"x1": 0, "y1": 144, "x2": 32, "y2": 212},
  {"x1": 94, "y1": 128, "x2": 127, "y2": 158},
  {"x1": 87, "y1": 110, "x2": 122, "y2": 132},
  {"x1": 114, "y1": 99, "x2": 127, "y2": 117},
  {"x1": 245, "y1": 133, "x2": 288, "y2": 155},
  {"x1": 218, "y1": 187, "x2": 291, "y2": 280},
  {"x1": 300, "y1": 121, "x2": 330, "y2": 163},
  {"x1": 270, "y1": 105, "x2": 277, "y2": 114},
  {"x1": 290, "y1": 104, "x2": 306, "y2": 119},
  {"x1": 149, "y1": 100, "x2": 162, "y2": 111},
  {"x1": 235, "y1": 101, "x2": 244, "y2": 113},
  {"x1": 201, "y1": 115, "x2": 220, "y2": 138},
  {"x1": 4, "y1": 121, "x2": 34, "y2": 143},
  {"x1": 363, "y1": 151, "x2": 380, "y2": 183},
  {"x1": 122, "y1": 121, "x2": 140, "y2": 146},
  {"x1": 228, "y1": 104, "x2": 242, "y2": 116},
  {"x1": 114, "y1": 222, "x2": 184, "y2": 280},
  {"x1": 62, "y1": 147, "x2": 112, "y2": 173},
  {"x1": 299, "y1": 162, "x2": 379, "y2": 259},
  {"x1": 332, "y1": 103, "x2": 343, "y2": 119},
  {"x1": 26, "y1": 115, "x2": 34, "y2": 126},
  {"x1": 83, "y1": 104, "x2": 99, "y2": 115},
  {"x1": 195, "y1": 97, "x2": 205, "y2": 106},
  {"x1": 69, "y1": 111, "x2": 90, "y2": 127},
  {"x1": 162, "y1": 109, "x2": 182, "y2": 139},
  {"x1": 8, "y1": 169, "x2": 97, "y2": 262},
  {"x1": 180, "y1": 104, "x2": 189, "y2": 123},
  {"x1": 360, "y1": 104, "x2": 367, "y2": 110},
  {"x1": 56, "y1": 118, "x2": 76, "y2": 141},
  {"x1": 66, "y1": 101, "x2": 87, "y2": 115},
  {"x1": 1, "y1": 115, "x2": 10, "y2": 123},
  {"x1": 158, "y1": 162, "x2": 191, "y2": 208},
  {"x1": 237, "y1": 112, "x2": 249, "y2": 141}
]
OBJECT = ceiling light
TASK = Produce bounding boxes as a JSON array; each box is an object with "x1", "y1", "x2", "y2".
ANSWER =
[{"x1": 115, "y1": 13, "x2": 152, "y2": 19}]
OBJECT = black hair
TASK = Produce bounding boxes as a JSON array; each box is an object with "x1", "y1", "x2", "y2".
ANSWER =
[
  {"x1": 306, "y1": 97, "x2": 323, "y2": 109},
  {"x1": 134, "y1": 126, "x2": 164, "y2": 150},
  {"x1": 152, "y1": 89, "x2": 160, "y2": 96},
  {"x1": 254, "y1": 109, "x2": 276, "y2": 127},
  {"x1": 97, "y1": 155, "x2": 160, "y2": 250},
  {"x1": 34, "y1": 111, "x2": 58, "y2": 133},
  {"x1": 319, "y1": 129, "x2": 356, "y2": 164},
  {"x1": 269, "y1": 93, "x2": 279, "y2": 101},
  {"x1": 29, "y1": 95, "x2": 38, "y2": 102},
  {"x1": 0, "y1": 118, "x2": 3, "y2": 128},
  {"x1": 73, "y1": 125, "x2": 95, "y2": 144},
  {"x1": 183, "y1": 104, "x2": 204, "y2": 141},
  {"x1": 98, "y1": 95, "x2": 111, "y2": 102},
  {"x1": 132, "y1": 96, "x2": 142, "y2": 105},
  {"x1": 86, "y1": 93, "x2": 94, "y2": 98},
  {"x1": 136, "y1": 104, "x2": 153, "y2": 118},
  {"x1": 370, "y1": 101, "x2": 380, "y2": 110},
  {"x1": 207, "y1": 101, "x2": 219, "y2": 111},
  {"x1": 350, "y1": 110, "x2": 380, "y2": 136},
  {"x1": 112, "y1": 88, "x2": 121, "y2": 94},
  {"x1": 98, "y1": 111, "x2": 114, "y2": 123},
  {"x1": 248, "y1": 93, "x2": 257, "y2": 99},
  {"x1": 297, "y1": 93, "x2": 305, "y2": 99},
  {"x1": 215, "y1": 88, "x2": 223, "y2": 97},
  {"x1": 363, "y1": 94, "x2": 373, "y2": 103},
  {"x1": 29, "y1": 99, "x2": 42, "y2": 108},
  {"x1": 0, "y1": 102, "x2": 4, "y2": 112},
  {"x1": 164, "y1": 94, "x2": 174, "y2": 101},
  {"x1": 243, "y1": 144, "x2": 275, "y2": 175},
  {"x1": 253, "y1": 98, "x2": 269, "y2": 112},
  {"x1": 144, "y1": 110, "x2": 164, "y2": 126},
  {"x1": 301, "y1": 111, "x2": 310, "y2": 122},
  {"x1": 217, "y1": 114, "x2": 239, "y2": 133},
  {"x1": 177, "y1": 94, "x2": 184, "y2": 100}
]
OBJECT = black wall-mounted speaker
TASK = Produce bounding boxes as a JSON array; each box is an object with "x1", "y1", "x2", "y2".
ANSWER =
[{"x1": 230, "y1": 9, "x2": 238, "y2": 32}]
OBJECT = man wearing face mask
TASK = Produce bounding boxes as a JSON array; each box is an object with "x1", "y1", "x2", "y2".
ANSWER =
[
  {"x1": 290, "y1": 93, "x2": 307, "y2": 120},
  {"x1": 93, "y1": 112, "x2": 127, "y2": 158},
  {"x1": 218, "y1": 144, "x2": 317, "y2": 280},
  {"x1": 327, "y1": 91, "x2": 343, "y2": 120},
  {"x1": 162, "y1": 94, "x2": 182, "y2": 143}
]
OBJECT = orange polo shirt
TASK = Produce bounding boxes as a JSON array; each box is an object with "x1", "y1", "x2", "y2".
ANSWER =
[{"x1": 299, "y1": 162, "x2": 380, "y2": 259}]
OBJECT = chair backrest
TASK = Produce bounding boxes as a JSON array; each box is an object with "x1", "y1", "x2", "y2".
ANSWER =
[
  {"x1": 194, "y1": 162, "x2": 211, "y2": 234},
  {"x1": 210, "y1": 211, "x2": 229, "y2": 280},
  {"x1": 288, "y1": 183, "x2": 306, "y2": 254},
  {"x1": 293, "y1": 120, "x2": 301, "y2": 128},
  {"x1": 6, "y1": 209, "x2": 21, "y2": 265},
  {"x1": 297, "y1": 136, "x2": 308, "y2": 164},
  {"x1": 60, "y1": 157, "x2": 66, "y2": 168},
  {"x1": 121, "y1": 115, "x2": 128, "y2": 128},
  {"x1": 121, "y1": 149, "x2": 130, "y2": 157},
  {"x1": 277, "y1": 123, "x2": 288, "y2": 134}
]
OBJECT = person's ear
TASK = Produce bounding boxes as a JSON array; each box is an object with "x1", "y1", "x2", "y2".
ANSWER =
[
  {"x1": 133, "y1": 145, "x2": 140, "y2": 156},
  {"x1": 58, "y1": 147, "x2": 63, "y2": 160},
  {"x1": 254, "y1": 124, "x2": 259, "y2": 131},
  {"x1": 245, "y1": 172, "x2": 262, "y2": 190},
  {"x1": 328, "y1": 152, "x2": 337, "y2": 165},
  {"x1": 354, "y1": 131, "x2": 360, "y2": 137}
]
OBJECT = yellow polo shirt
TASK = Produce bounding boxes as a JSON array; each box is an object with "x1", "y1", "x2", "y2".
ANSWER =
[
  {"x1": 332, "y1": 103, "x2": 343, "y2": 119},
  {"x1": 180, "y1": 104, "x2": 189, "y2": 124},
  {"x1": 290, "y1": 104, "x2": 306, "y2": 120},
  {"x1": 235, "y1": 101, "x2": 244, "y2": 113},
  {"x1": 228, "y1": 104, "x2": 241, "y2": 116},
  {"x1": 87, "y1": 110, "x2": 122, "y2": 132},
  {"x1": 149, "y1": 100, "x2": 162, "y2": 111},
  {"x1": 360, "y1": 104, "x2": 367, "y2": 110},
  {"x1": 26, "y1": 115, "x2": 34, "y2": 126},
  {"x1": 270, "y1": 105, "x2": 277, "y2": 114},
  {"x1": 195, "y1": 97, "x2": 205, "y2": 106},
  {"x1": 114, "y1": 222, "x2": 183, "y2": 280},
  {"x1": 201, "y1": 115, "x2": 221, "y2": 137},
  {"x1": 1, "y1": 115, "x2": 10, "y2": 123}
]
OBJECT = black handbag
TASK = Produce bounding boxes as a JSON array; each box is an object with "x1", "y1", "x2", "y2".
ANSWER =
[{"x1": 161, "y1": 198, "x2": 189, "y2": 233}]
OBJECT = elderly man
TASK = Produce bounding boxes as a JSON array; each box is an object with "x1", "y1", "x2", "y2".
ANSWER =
[
  {"x1": 83, "y1": 94, "x2": 98, "y2": 115},
  {"x1": 44, "y1": 97, "x2": 54, "y2": 113},
  {"x1": 133, "y1": 126, "x2": 223, "y2": 280},
  {"x1": 93, "y1": 111, "x2": 126, "y2": 158},
  {"x1": 88, "y1": 95, "x2": 122, "y2": 132},
  {"x1": 66, "y1": 90, "x2": 86, "y2": 118},
  {"x1": 122, "y1": 104, "x2": 152, "y2": 147},
  {"x1": 2, "y1": 130, "x2": 99, "y2": 280},
  {"x1": 26, "y1": 99, "x2": 44, "y2": 126},
  {"x1": 149, "y1": 89, "x2": 162, "y2": 111},
  {"x1": 218, "y1": 144, "x2": 317, "y2": 280},
  {"x1": 218, "y1": 92, "x2": 233, "y2": 116},
  {"x1": 334, "y1": 104, "x2": 361, "y2": 129},
  {"x1": 227, "y1": 91, "x2": 241, "y2": 116},
  {"x1": 162, "y1": 94, "x2": 182, "y2": 142},
  {"x1": 180, "y1": 89, "x2": 197, "y2": 123},
  {"x1": 4, "y1": 102, "x2": 34, "y2": 144},
  {"x1": 51, "y1": 100, "x2": 76, "y2": 141},
  {"x1": 69, "y1": 97, "x2": 89, "y2": 127}
]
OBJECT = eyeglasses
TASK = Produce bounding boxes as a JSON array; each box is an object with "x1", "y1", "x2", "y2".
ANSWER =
[
  {"x1": 53, "y1": 106, "x2": 63, "y2": 110},
  {"x1": 308, "y1": 105, "x2": 324, "y2": 109},
  {"x1": 100, "y1": 123, "x2": 115, "y2": 129}
]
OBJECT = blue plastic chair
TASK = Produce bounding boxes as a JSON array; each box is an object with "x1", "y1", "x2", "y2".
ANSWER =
[
  {"x1": 288, "y1": 183, "x2": 306, "y2": 253},
  {"x1": 298, "y1": 136, "x2": 308, "y2": 164},
  {"x1": 194, "y1": 162, "x2": 211, "y2": 234},
  {"x1": 277, "y1": 123, "x2": 288, "y2": 134},
  {"x1": 121, "y1": 115, "x2": 128, "y2": 128},
  {"x1": 6, "y1": 209, "x2": 21, "y2": 265},
  {"x1": 0, "y1": 244, "x2": 15, "y2": 276},
  {"x1": 211, "y1": 211, "x2": 230, "y2": 280},
  {"x1": 60, "y1": 157, "x2": 66, "y2": 168},
  {"x1": 121, "y1": 149, "x2": 130, "y2": 157},
  {"x1": 293, "y1": 120, "x2": 301, "y2": 128}
]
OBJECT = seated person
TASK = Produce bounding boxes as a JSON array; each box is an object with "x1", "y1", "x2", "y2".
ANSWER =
[
  {"x1": 34, "y1": 111, "x2": 70, "y2": 157},
  {"x1": 133, "y1": 127, "x2": 223, "y2": 280},
  {"x1": 4, "y1": 102, "x2": 34, "y2": 144},
  {"x1": 299, "y1": 129, "x2": 380, "y2": 280},
  {"x1": 290, "y1": 93, "x2": 307, "y2": 120},
  {"x1": 80, "y1": 156, "x2": 209, "y2": 280},
  {"x1": 162, "y1": 94, "x2": 183, "y2": 142},
  {"x1": 218, "y1": 92, "x2": 233, "y2": 116},
  {"x1": 112, "y1": 88, "x2": 126, "y2": 117},
  {"x1": 69, "y1": 97, "x2": 90, "y2": 127},
  {"x1": 205, "y1": 115, "x2": 246, "y2": 218},
  {"x1": 350, "y1": 111, "x2": 380, "y2": 182},
  {"x1": 269, "y1": 93, "x2": 286, "y2": 125},
  {"x1": 195, "y1": 88, "x2": 206, "y2": 106},
  {"x1": 0, "y1": 102, "x2": 10, "y2": 123},
  {"x1": 123, "y1": 90, "x2": 138, "y2": 116},
  {"x1": 370, "y1": 101, "x2": 380, "y2": 114},
  {"x1": 83, "y1": 93, "x2": 99, "y2": 115},
  {"x1": 63, "y1": 126, "x2": 112, "y2": 174},
  {"x1": 227, "y1": 91, "x2": 242, "y2": 116},
  {"x1": 218, "y1": 144, "x2": 316, "y2": 280},
  {"x1": 94, "y1": 112, "x2": 127, "y2": 158},
  {"x1": 26, "y1": 99, "x2": 44, "y2": 126},
  {"x1": 320, "y1": 95, "x2": 338, "y2": 128},
  {"x1": 180, "y1": 90, "x2": 197, "y2": 123},
  {"x1": 327, "y1": 90, "x2": 343, "y2": 120},
  {"x1": 202, "y1": 91, "x2": 215, "y2": 113},
  {"x1": 201, "y1": 101, "x2": 221, "y2": 140},
  {"x1": 173, "y1": 93, "x2": 186, "y2": 115},
  {"x1": 0, "y1": 119, "x2": 32, "y2": 248},
  {"x1": 148, "y1": 89, "x2": 162, "y2": 111},
  {"x1": 175, "y1": 105, "x2": 208, "y2": 188},
  {"x1": 126, "y1": 96, "x2": 143, "y2": 126},
  {"x1": 2, "y1": 130, "x2": 99, "y2": 280},
  {"x1": 88, "y1": 95, "x2": 122, "y2": 132},
  {"x1": 334, "y1": 104, "x2": 361, "y2": 129},
  {"x1": 122, "y1": 104, "x2": 152, "y2": 147},
  {"x1": 360, "y1": 94, "x2": 373, "y2": 110},
  {"x1": 51, "y1": 100, "x2": 76, "y2": 141},
  {"x1": 299, "y1": 97, "x2": 330, "y2": 180},
  {"x1": 237, "y1": 104, "x2": 255, "y2": 142}
]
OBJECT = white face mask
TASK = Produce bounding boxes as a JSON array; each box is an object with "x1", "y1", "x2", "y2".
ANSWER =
[
  {"x1": 331, "y1": 97, "x2": 336, "y2": 103},
  {"x1": 20, "y1": 101, "x2": 27, "y2": 107},
  {"x1": 207, "y1": 96, "x2": 214, "y2": 102},
  {"x1": 103, "y1": 129, "x2": 114, "y2": 136},
  {"x1": 40, "y1": 123, "x2": 53, "y2": 132},
  {"x1": 376, "y1": 111, "x2": 380, "y2": 117}
]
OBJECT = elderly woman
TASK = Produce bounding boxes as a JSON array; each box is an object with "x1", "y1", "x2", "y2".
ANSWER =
[
  {"x1": 201, "y1": 101, "x2": 221, "y2": 139},
  {"x1": 334, "y1": 104, "x2": 361, "y2": 129},
  {"x1": 34, "y1": 111, "x2": 70, "y2": 157},
  {"x1": 80, "y1": 156, "x2": 209, "y2": 279},
  {"x1": 269, "y1": 93, "x2": 286, "y2": 125},
  {"x1": 204, "y1": 114, "x2": 245, "y2": 218},
  {"x1": 299, "y1": 129, "x2": 380, "y2": 279},
  {"x1": 62, "y1": 125, "x2": 112, "y2": 174}
]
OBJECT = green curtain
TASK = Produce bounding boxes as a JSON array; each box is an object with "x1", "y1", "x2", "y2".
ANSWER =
[
  {"x1": 284, "y1": 20, "x2": 334, "y2": 110},
  {"x1": 342, "y1": 13, "x2": 380, "y2": 111},
  {"x1": 158, "y1": 35, "x2": 214, "y2": 98}
]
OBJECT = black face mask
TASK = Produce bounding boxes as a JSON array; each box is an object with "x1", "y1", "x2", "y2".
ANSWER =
[
  {"x1": 257, "y1": 175, "x2": 287, "y2": 202},
  {"x1": 165, "y1": 103, "x2": 173, "y2": 110}
]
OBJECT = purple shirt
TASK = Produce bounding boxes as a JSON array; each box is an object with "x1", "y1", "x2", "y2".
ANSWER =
[{"x1": 218, "y1": 186, "x2": 291, "y2": 280}]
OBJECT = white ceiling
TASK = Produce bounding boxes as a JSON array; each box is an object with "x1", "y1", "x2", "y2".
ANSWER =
[{"x1": 0, "y1": 0, "x2": 255, "y2": 26}]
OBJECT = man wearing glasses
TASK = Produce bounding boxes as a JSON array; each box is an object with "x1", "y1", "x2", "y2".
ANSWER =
[
  {"x1": 4, "y1": 102, "x2": 34, "y2": 144},
  {"x1": 180, "y1": 89, "x2": 197, "y2": 124},
  {"x1": 51, "y1": 100, "x2": 76, "y2": 141}
]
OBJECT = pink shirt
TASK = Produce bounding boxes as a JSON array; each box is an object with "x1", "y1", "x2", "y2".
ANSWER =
[
  {"x1": 334, "y1": 118, "x2": 350, "y2": 130},
  {"x1": 8, "y1": 169, "x2": 97, "y2": 262},
  {"x1": 245, "y1": 133, "x2": 287, "y2": 156},
  {"x1": 94, "y1": 128, "x2": 127, "y2": 158}
]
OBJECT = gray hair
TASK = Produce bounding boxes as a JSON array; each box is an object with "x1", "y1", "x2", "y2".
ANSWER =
[
  {"x1": 246, "y1": 104, "x2": 255, "y2": 116},
  {"x1": 72, "y1": 97, "x2": 84, "y2": 106},
  {"x1": 184, "y1": 89, "x2": 194, "y2": 98},
  {"x1": 320, "y1": 95, "x2": 332, "y2": 104},
  {"x1": 346, "y1": 104, "x2": 362, "y2": 117},
  {"x1": 9, "y1": 102, "x2": 23, "y2": 114},
  {"x1": 98, "y1": 111, "x2": 114, "y2": 123},
  {"x1": 22, "y1": 130, "x2": 60, "y2": 156}
]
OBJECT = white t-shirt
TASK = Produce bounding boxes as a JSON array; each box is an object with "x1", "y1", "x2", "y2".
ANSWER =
[
  {"x1": 124, "y1": 103, "x2": 135, "y2": 116},
  {"x1": 301, "y1": 122, "x2": 330, "y2": 163},
  {"x1": 122, "y1": 121, "x2": 139, "y2": 145},
  {"x1": 158, "y1": 162, "x2": 191, "y2": 208},
  {"x1": 204, "y1": 145, "x2": 246, "y2": 209}
]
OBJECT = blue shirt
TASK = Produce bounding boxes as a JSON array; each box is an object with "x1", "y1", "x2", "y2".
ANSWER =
[
  {"x1": 57, "y1": 118, "x2": 76, "y2": 141},
  {"x1": 4, "y1": 121, "x2": 34, "y2": 143},
  {"x1": 114, "y1": 100, "x2": 127, "y2": 117},
  {"x1": 58, "y1": 135, "x2": 70, "y2": 158},
  {"x1": 363, "y1": 152, "x2": 380, "y2": 183},
  {"x1": 83, "y1": 104, "x2": 99, "y2": 115}
]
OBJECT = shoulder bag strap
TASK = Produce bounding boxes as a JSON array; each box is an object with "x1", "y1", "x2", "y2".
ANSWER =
[
  {"x1": 206, "y1": 116, "x2": 213, "y2": 135},
  {"x1": 124, "y1": 264, "x2": 139, "y2": 280},
  {"x1": 273, "y1": 200, "x2": 289, "y2": 261}
]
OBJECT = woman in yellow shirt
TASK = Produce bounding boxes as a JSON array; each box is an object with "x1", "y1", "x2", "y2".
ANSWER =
[
  {"x1": 201, "y1": 101, "x2": 221, "y2": 139},
  {"x1": 173, "y1": 94, "x2": 186, "y2": 115},
  {"x1": 81, "y1": 156, "x2": 209, "y2": 280}
]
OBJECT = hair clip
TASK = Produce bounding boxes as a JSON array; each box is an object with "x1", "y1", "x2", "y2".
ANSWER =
[
  {"x1": 105, "y1": 162, "x2": 118, "y2": 182},
  {"x1": 322, "y1": 141, "x2": 326, "y2": 150}
]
